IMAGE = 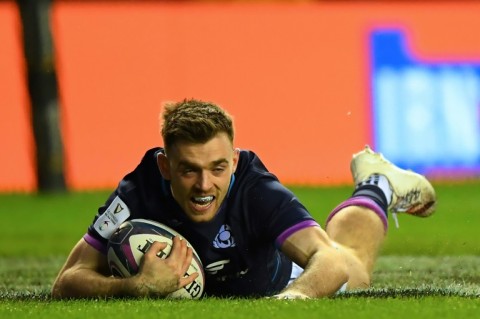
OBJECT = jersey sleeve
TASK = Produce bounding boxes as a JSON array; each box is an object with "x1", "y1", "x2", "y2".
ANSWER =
[
  {"x1": 229, "y1": 150, "x2": 320, "y2": 250},
  {"x1": 84, "y1": 191, "x2": 132, "y2": 254},
  {"x1": 244, "y1": 177, "x2": 320, "y2": 248},
  {"x1": 83, "y1": 148, "x2": 163, "y2": 254}
]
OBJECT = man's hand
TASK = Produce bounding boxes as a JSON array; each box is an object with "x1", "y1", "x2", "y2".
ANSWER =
[
  {"x1": 132, "y1": 236, "x2": 199, "y2": 297},
  {"x1": 279, "y1": 227, "x2": 349, "y2": 298},
  {"x1": 270, "y1": 291, "x2": 310, "y2": 300}
]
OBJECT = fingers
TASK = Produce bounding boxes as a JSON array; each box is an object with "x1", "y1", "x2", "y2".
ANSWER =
[
  {"x1": 180, "y1": 239, "x2": 194, "y2": 275},
  {"x1": 143, "y1": 236, "x2": 187, "y2": 260},
  {"x1": 169, "y1": 236, "x2": 188, "y2": 262},
  {"x1": 144, "y1": 240, "x2": 168, "y2": 257},
  {"x1": 146, "y1": 237, "x2": 198, "y2": 288},
  {"x1": 179, "y1": 271, "x2": 199, "y2": 288},
  {"x1": 170, "y1": 236, "x2": 196, "y2": 271},
  {"x1": 269, "y1": 292, "x2": 310, "y2": 300},
  {"x1": 169, "y1": 236, "x2": 199, "y2": 288}
]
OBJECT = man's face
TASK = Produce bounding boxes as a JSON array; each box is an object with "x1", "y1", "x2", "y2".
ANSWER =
[{"x1": 158, "y1": 133, "x2": 239, "y2": 223}]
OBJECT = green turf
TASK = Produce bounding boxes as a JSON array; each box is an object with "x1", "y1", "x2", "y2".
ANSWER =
[
  {"x1": 0, "y1": 182, "x2": 479, "y2": 317},
  {"x1": 0, "y1": 191, "x2": 110, "y2": 256},
  {"x1": 0, "y1": 297, "x2": 479, "y2": 319},
  {"x1": 290, "y1": 181, "x2": 480, "y2": 255},
  {"x1": 1, "y1": 182, "x2": 479, "y2": 256}
]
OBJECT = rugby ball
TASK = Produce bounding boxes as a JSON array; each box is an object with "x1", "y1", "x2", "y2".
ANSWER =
[{"x1": 107, "y1": 219, "x2": 204, "y2": 299}]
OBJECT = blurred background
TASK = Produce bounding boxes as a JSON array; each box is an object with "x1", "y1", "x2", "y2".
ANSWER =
[{"x1": 2, "y1": 0, "x2": 480, "y2": 193}]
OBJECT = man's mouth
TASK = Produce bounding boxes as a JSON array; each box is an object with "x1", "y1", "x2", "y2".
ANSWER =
[{"x1": 191, "y1": 195, "x2": 215, "y2": 208}]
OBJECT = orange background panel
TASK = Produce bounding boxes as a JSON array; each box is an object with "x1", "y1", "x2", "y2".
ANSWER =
[
  {"x1": 51, "y1": 1, "x2": 371, "y2": 189},
  {"x1": 2, "y1": 1, "x2": 480, "y2": 191},
  {"x1": 0, "y1": 2, "x2": 35, "y2": 192}
]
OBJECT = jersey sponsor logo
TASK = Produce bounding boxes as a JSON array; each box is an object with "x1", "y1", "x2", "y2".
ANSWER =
[
  {"x1": 213, "y1": 224, "x2": 236, "y2": 248},
  {"x1": 113, "y1": 202, "x2": 125, "y2": 214},
  {"x1": 205, "y1": 260, "x2": 230, "y2": 275},
  {"x1": 98, "y1": 220, "x2": 110, "y2": 231},
  {"x1": 93, "y1": 196, "x2": 130, "y2": 239},
  {"x1": 205, "y1": 260, "x2": 249, "y2": 280},
  {"x1": 215, "y1": 269, "x2": 249, "y2": 282}
]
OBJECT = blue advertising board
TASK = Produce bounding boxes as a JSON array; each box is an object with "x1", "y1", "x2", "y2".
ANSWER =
[{"x1": 370, "y1": 29, "x2": 480, "y2": 177}]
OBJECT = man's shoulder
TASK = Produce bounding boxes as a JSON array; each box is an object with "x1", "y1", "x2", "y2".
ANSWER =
[
  {"x1": 234, "y1": 149, "x2": 281, "y2": 191},
  {"x1": 141, "y1": 147, "x2": 163, "y2": 163},
  {"x1": 118, "y1": 147, "x2": 166, "y2": 195},
  {"x1": 128, "y1": 147, "x2": 163, "y2": 174},
  {"x1": 237, "y1": 149, "x2": 269, "y2": 174}
]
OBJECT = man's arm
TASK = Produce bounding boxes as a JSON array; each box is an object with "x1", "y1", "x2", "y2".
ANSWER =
[
  {"x1": 277, "y1": 226, "x2": 349, "y2": 299},
  {"x1": 51, "y1": 236, "x2": 198, "y2": 298}
]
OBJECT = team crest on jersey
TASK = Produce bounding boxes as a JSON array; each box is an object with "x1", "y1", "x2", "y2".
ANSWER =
[
  {"x1": 93, "y1": 196, "x2": 130, "y2": 239},
  {"x1": 213, "y1": 224, "x2": 236, "y2": 248}
]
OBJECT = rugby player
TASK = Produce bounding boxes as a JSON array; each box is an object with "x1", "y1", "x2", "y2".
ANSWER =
[{"x1": 52, "y1": 99, "x2": 436, "y2": 299}]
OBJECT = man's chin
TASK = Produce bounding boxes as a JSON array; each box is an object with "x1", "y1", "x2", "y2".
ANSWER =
[
  {"x1": 185, "y1": 209, "x2": 217, "y2": 223},
  {"x1": 185, "y1": 202, "x2": 217, "y2": 222}
]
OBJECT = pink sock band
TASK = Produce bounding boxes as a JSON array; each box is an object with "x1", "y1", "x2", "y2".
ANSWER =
[{"x1": 326, "y1": 196, "x2": 388, "y2": 232}]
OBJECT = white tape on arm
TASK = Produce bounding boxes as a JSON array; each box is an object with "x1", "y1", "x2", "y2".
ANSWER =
[{"x1": 93, "y1": 196, "x2": 131, "y2": 239}]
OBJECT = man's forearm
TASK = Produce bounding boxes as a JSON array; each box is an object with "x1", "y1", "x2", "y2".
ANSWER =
[{"x1": 51, "y1": 267, "x2": 144, "y2": 299}]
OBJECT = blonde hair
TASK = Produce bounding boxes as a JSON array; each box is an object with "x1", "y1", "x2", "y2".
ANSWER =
[{"x1": 161, "y1": 99, "x2": 234, "y2": 152}]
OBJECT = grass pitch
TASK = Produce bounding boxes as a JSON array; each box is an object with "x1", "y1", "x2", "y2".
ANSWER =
[{"x1": 0, "y1": 181, "x2": 479, "y2": 318}]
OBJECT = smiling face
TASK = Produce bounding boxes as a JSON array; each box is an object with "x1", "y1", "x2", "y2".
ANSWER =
[{"x1": 157, "y1": 133, "x2": 239, "y2": 223}]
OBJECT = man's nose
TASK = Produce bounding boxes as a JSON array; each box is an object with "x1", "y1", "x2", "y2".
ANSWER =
[{"x1": 196, "y1": 171, "x2": 212, "y2": 191}]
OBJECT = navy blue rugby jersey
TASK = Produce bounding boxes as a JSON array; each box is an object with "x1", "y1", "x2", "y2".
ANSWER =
[{"x1": 84, "y1": 147, "x2": 319, "y2": 297}]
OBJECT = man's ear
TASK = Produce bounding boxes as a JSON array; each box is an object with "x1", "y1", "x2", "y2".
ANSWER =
[
  {"x1": 232, "y1": 148, "x2": 240, "y2": 173},
  {"x1": 157, "y1": 152, "x2": 171, "y2": 180}
]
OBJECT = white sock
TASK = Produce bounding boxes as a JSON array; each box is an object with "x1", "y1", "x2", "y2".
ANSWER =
[{"x1": 358, "y1": 174, "x2": 392, "y2": 206}]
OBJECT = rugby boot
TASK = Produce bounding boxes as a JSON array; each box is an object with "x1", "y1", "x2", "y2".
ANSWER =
[{"x1": 351, "y1": 145, "x2": 436, "y2": 217}]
